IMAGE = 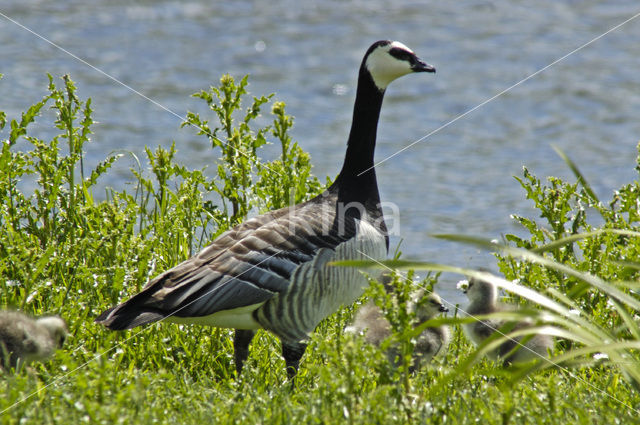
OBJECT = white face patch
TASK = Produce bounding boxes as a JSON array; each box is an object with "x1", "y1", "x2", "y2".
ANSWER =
[{"x1": 365, "y1": 41, "x2": 416, "y2": 91}]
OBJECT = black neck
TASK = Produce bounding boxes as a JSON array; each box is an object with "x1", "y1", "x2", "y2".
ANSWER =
[{"x1": 332, "y1": 65, "x2": 385, "y2": 204}]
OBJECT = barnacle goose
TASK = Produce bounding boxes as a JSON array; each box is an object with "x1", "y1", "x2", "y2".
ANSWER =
[
  {"x1": 346, "y1": 290, "x2": 450, "y2": 371},
  {"x1": 461, "y1": 277, "x2": 553, "y2": 364},
  {"x1": 96, "y1": 40, "x2": 435, "y2": 379},
  {"x1": 0, "y1": 311, "x2": 68, "y2": 370}
]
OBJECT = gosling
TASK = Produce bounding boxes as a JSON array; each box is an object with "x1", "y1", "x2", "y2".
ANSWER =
[
  {"x1": 412, "y1": 291, "x2": 451, "y2": 367},
  {"x1": 346, "y1": 290, "x2": 450, "y2": 371},
  {"x1": 0, "y1": 311, "x2": 68, "y2": 370},
  {"x1": 461, "y1": 277, "x2": 552, "y2": 364}
]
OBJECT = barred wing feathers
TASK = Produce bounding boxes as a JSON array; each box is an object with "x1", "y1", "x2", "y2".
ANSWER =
[{"x1": 96, "y1": 198, "x2": 367, "y2": 330}]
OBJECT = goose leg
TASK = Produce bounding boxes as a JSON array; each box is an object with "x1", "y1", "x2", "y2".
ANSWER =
[
  {"x1": 282, "y1": 341, "x2": 307, "y2": 381},
  {"x1": 233, "y1": 329, "x2": 256, "y2": 376}
]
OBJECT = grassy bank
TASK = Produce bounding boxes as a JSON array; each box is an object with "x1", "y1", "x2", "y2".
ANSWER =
[{"x1": 0, "y1": 75, "x2": 638, "y2": 424}]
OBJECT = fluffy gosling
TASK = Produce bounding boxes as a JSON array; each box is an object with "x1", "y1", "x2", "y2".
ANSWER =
[
  {"x1": 412, "y1": 291, "x2": 451, "y2": 367},
  {"x1": 0, "y1": 311, "x2": 68, "y2": 370},
  {"x1": 346, "y1": 290, "x2": 450, "y2": 371},
  {"x1": 461, "y1": 277, "x2": 552, "y2": 364}
]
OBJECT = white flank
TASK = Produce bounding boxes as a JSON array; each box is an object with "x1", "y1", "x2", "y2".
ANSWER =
[
  {"x1": 292, "y1": 217, "x2": 386, "y2": 335},
  {"x1": 166, "y1": 303, "x2": 264, "y2": 329}
]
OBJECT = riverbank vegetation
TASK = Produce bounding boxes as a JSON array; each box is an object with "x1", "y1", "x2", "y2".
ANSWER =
[{"x1": 0, "y1": 75, "x2": 638, "y2": 424}]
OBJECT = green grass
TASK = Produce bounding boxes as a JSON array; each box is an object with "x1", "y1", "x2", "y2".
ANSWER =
[
  {"x1": 1, "y1": 75, "x2": 639, "y2": 424},
  {"x1": 2, "y1": 323, "x2": 638, "y2": 424}
]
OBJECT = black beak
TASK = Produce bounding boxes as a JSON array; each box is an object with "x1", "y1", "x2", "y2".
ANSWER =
[{"x1": 412, "y1": 58, "x2": 436, "y2": 73}]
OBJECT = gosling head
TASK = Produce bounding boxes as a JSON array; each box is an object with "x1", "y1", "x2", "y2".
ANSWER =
[
  {"x1": 463, "y1": 278, "x2": 498, "y2": 306},
  {"x1": 36, "y1": 316, "x2": 68, "y2": 348},
  {"x1": 364, "y1": 40, "x2": 435, "y2": 91},
  {"x1": 414, "y1": 292, "x2": 448, "y2": 322}
]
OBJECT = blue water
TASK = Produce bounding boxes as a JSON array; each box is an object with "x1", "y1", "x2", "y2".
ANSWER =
[{"x1": 2, "y1": 1, "x2": 640, "y2": 304}]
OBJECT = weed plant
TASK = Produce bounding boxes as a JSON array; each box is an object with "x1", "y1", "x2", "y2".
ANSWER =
[{"x1": 0, "y1": 75, "x2": 638, "y2": 424}]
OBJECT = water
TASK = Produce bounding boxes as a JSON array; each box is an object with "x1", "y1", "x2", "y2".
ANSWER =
[{"x1": 2, "y1": 1, "x2": 640, "y2": 304}]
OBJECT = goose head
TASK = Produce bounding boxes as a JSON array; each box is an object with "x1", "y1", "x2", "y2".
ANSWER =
[
  {"x1": 364, "y1": 40, "x2": 435, "y2": 91},
  {"x1": 415, "y1": 292, "x2": 448, "y2": 322},
  {"x1": 36, "y1": 316, "x2": 68, "y2": 348}
]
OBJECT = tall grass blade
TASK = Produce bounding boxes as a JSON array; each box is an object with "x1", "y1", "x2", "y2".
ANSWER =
[{"x1": 552, "y1": 144, "x2": 600, "y2": 205}]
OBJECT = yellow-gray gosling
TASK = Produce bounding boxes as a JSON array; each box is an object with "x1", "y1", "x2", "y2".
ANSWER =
[
  {"x1": 0, "y1": 311, "x2": 68, "y2": 370},
  {"x1": 412, "y1": 291, "x2": 451, "y2": 367},
  {"x1": 461, "y1": 277, "x2": 552, "y2": 364},
  {"x1": 346, "y1": 290, "x2": 450, "y2": 371}
]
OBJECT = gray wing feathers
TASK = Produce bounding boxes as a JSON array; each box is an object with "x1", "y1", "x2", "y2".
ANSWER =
[{"x1": 96, "y1": 202, "x2": 354, "y2": 329}]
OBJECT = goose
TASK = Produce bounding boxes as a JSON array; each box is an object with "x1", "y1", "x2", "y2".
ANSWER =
[
  {"x1": 96, "y1": 40, "x2": 435, "y2": 379},
  {"x1": 461, "y1": 277, "x2": 553, "y2": 364},
  {"x1": 0, "y1": 311, "x2": 68, "y2": 370},
  {"x1": 346, "y1": 290, "x2": 450, "y2": 371}
]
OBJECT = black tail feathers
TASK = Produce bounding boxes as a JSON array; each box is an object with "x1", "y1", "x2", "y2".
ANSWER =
[{"x1": 95, "y1": 304, "x2": 164, "y2": 330}]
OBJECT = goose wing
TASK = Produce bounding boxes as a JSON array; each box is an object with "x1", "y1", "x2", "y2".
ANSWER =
[{"x1": 96, "y1": 199, "x2": 357, "y2": 330}]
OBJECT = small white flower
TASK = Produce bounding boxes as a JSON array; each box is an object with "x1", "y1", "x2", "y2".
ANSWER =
[
  {"x1": 567, "y1": 309, "x2": 581, "y2": 317},
  {"x1": 26, "y1": 291, "x2": 38, "y2": 304},
  {"x1": 456, "y1": 279, "x2": 469, "y2": 291},
  {"x1": 423, "y1": 401, "x2": 434, "y2": 414},
  {"x1": 593, "y1": 353, "x2": 609, "y2": 361}
]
